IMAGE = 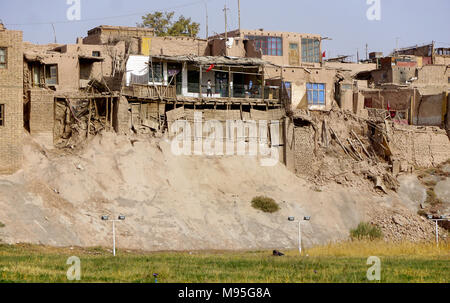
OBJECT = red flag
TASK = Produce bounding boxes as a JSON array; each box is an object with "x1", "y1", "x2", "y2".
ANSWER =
[
  {"x1": 206, "y1": 64, "x2": 215, "y2": 72},
  {"x1": 322, "y1": 51, "x2": 326, "y2": 58}
]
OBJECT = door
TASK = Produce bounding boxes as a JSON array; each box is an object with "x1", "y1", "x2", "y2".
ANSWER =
[
  {"x1": 167, "y1": 63, "x2": 182, "y2": 95},
  {"x1": 215, "y1": 71, "x2": 228, "y2": 97}
]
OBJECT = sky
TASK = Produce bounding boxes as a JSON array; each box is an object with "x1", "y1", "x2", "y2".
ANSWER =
[{"x1": 0, "y1": 0, "x2": 449, "y2": 61}]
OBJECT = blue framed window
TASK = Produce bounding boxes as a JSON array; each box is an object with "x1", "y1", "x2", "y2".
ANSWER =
[
  {"x1": 301, "y1": 38, "x2": 321, "y2": 63},
  {"x1": 307, "y1": 83, "x2": 325, "y2": 105},
  {"x1": 245, "y1": 35, "x2": 283, "y2": 56}
]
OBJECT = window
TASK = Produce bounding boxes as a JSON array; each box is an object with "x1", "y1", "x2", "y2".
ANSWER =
[
  {"x1": 0, "y1": 48, "x2": 6, "y2": 69},
  {"x1": 92, "y1": 51, "x2": 101, "y2": 57},
  {"x1": 0, "y1": 104, "x2": 4, "y2": 126},
  {"x1": 301, "y1": 38, "x2": 321, "y2": 63},
  {"x1": 45, "y1": 65, "x2": 58, "y2": 85},
  {"x1": 306, "y1": 83, "x2": 325, "y2": 105},
  {"x1": 246, "y1": 36, "x2": 282, "y2": 56},
  {"x1": 149, "y1": 62, "x2": 163, "y2": 83}
]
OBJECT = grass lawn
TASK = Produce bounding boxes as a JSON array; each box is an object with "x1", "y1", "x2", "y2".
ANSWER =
[{"x1": 0, "y1": 241, "x2": 448, "y2": 283}]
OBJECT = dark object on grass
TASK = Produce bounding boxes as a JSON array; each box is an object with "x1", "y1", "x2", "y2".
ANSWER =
[{"x1": 272, "y1": 250, "x2": 285, "y2": 256}]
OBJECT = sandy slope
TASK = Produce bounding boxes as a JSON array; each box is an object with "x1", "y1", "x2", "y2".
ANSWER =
[{"x1": 0, "y1": 132, "x2": 422, "y2": 251}]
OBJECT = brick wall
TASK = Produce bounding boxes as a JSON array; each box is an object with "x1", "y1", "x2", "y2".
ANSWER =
[
  {"x1": 0, "y1": 28, "x2": 23, "y2": 174},
  {"x1": 29, "y1": 88, "x2": 54, "y2": 134}
]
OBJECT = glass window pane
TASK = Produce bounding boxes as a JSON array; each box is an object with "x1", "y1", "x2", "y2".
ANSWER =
[
  {"x1": 313, "y1": 84, "x2": 318, "y2": 90},
  {"x1": 306, "y1": 83, "x2": 312, "y2": 89},
  {"x1": 319, "y1": 91, "x2": 325, "y2": 103},
  {"x1": 313, "y1": 91, "x2": 318, "y2": 102},
  {"x1": 318, "y1": 84, "x2": 325, "y2": 90},
  {"x1": 307, "y1": 91, "x2": 313, "y2": 102}
]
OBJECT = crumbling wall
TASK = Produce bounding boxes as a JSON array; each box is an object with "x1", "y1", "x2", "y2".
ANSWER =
[
  {"x1": 293, "y1": 126, "x2": 316, "y2": 176},
  {"x1": 165, "y1": 107, "x2": 285, "y2": 159},
  {"x1": 434, "y1": 55, "x2": 450, "y2": 65},
  {"x1": 388, "y1": 125, "x2": 450, "y2": 167},
  {"x1": 415, "y1": 93, "x2": 445, "y2": 126},
  {"x1": 28, "y1": 89, "x2": 55, "y2": 147},
  {"x1": 416, "y1": 65, "x2": 449, "y2": 86},
  {"x1": 115, "y1": 96, "x2": 131, "y2": 135},
  {"x1": 360, "y1": 88, "x2": 414, "y2": 111}
]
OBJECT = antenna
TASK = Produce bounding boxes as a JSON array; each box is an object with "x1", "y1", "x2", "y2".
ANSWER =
[
  {"x1": 51, "y1": 23, "x2": 57, "y2": 43},
  {"x1": 223, "y1": 4, "x2": 229, "y2": 56},
  {"x1": 205, "y1": 1, "x2": 209, "y2": 39},
  {"x1": 238, "y1": 0, "x2": 241, "y2": 32},
  {"x1": 365, "y1": 43, "x2": 368, "y2": 60}
]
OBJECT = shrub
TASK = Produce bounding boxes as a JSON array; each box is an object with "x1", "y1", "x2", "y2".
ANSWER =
[
  {"x1": 251, "y1": 196, "x2": 280, "y2": 213},
  {"x1": 350, "y1": 222, "x2": 383, "y2": 240},
  {"x1": 0, "y1": 221, "x2": 5, "y2": 228}
]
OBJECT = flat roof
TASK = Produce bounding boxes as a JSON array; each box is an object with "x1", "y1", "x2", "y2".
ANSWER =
[{"x1": 88, "y1": 25, "x2": 154, "y2": 35}]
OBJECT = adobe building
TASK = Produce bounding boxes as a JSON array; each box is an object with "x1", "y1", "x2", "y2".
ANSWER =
[
  {"x1": 83, "y1": 25, "x2": 208, "y2": 57},
  {"x1": 354, "y1": 51, "x2": 450, "y2": 128},
  {"x1": 0, "y1": 23, "x2": 23, "y2": 174},
  {"x1": 209, "y1": 29, "x2": 339, "y2": 112}
]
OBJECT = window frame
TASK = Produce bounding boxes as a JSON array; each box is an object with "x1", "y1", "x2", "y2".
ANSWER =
[
  {"x1": 0, "y1": 47, "x2": 7, "y2": 69},
  {"x1": 92, "y1": 51, "x2": 101, "y2": 57},
  {"x1": 246, "y1": 35, "x2": 283, "y2": 56},
  {"x1": 45, "y1": 64, "x2": 58, "y2": 85},
  {"x1": 306, "y1": 83, "x2": 326, "y2": 106},
  {"x1": 0, "y1": 104, "x2": 4, "y2": 126},
  {"x1": 301, "y1": 38, "x2": 321, "y2": 63},
  {"x1": 149, "y1": 62, "x2": 163, "y2": 83}
]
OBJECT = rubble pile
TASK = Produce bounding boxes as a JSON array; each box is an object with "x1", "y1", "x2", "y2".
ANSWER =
[
  {"x1": 370, "y1": 210, "x2": 448, "y2": 242},
  {"x1": 292, "y1": 107, "x2": 401, "y2": 193}
]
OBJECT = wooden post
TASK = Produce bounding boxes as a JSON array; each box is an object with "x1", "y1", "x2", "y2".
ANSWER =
[
  {"x1": 280, "y1": 67, "x2": 284, "y2": 107},
  {"x1": 228, "y1": 66, "x2": 231, "y2": 99},
  {"x1": 110, "y1": 97, "x2": 114, "y2": 131},
  {"x1": 105, "y1": 97, "x2": 109, "y2": 130},
  {"x1": 157, "y1": 100, "x2": 161, "y2": 129},
  {"x1": 199, "y1": 65, "x2": 203, "y2": 98},
  {"x1": 261, "y1": 67, "x2": 265, "y2": 100},
  {"x1": 87, "y1": 99, "x2": 92, "y2": 138}
]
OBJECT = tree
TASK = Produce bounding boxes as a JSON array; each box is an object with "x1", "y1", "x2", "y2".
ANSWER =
[{"x1": 138, "y1": 11, "x2": 200, "y2": 38}]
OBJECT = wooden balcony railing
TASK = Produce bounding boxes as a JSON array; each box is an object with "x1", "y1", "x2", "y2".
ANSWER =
[{"x1": 123, "y1": 84, "x2": 176, "y2": 99}]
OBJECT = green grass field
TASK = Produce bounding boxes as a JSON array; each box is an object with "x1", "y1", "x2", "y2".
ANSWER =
[{"x1": 0, "y1": 241, "x2": 448, "y2": 283}]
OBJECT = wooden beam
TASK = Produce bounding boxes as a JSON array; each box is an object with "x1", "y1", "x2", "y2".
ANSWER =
[{"x1": 87, "y1": 99, "x2": 92, "y2": 138}]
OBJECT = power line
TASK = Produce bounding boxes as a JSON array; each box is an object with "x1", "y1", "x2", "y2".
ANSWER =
[{"x1": 5, "y1": 0, "x2": 214, "y2": 26}]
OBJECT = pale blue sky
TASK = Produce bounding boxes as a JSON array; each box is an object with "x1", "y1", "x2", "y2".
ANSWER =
[{"x1": 1, "y1": 0, "x2": 449, "y2": 60}]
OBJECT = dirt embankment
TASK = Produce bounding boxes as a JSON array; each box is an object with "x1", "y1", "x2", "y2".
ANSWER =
[{"x1": 0, "y1": 131, "x2": 445, "y2": 251}]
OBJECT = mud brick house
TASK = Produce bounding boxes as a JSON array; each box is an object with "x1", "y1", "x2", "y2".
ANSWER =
[
  {"x1": 208, "y1": 29, "x2": 339, "y2": 112},
  {"x1": 0, "y1": 23, "x2": 23, "y2": 174},
  {"x1": 354, "y1": 44, "x2": 450, "y2": 127}
]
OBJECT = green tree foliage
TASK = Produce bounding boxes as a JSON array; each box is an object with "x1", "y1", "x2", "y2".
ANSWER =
[{"x1": 138, "y1": 11, "x2": 200, "y2": 38}]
